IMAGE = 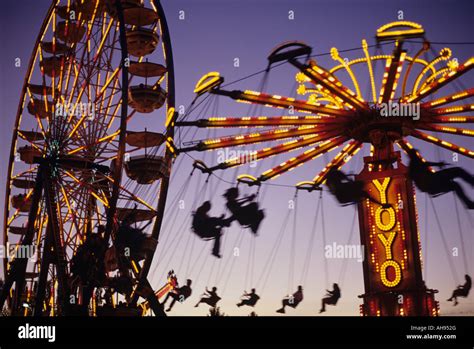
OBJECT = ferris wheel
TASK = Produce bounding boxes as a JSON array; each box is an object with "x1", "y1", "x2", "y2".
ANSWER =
[{"x1": 1, "y1": 0, "x2": 177, "y2": 316}]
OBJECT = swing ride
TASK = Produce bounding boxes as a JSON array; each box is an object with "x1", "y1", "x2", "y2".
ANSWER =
[
  {"x1": 174, "y1": 21, "x2": 473, "y2": 316},
  {"x1": 1, "y1": 0, "x2": 473, "y2": 318}
]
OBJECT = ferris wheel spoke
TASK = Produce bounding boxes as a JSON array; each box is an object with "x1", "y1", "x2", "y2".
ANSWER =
[
  {"x1": 310, "y1": 140, "x2": 363, "y2": 187},
  {"x1": 57, "y1": 182, "x2": 85, "y2": 236},
  {"x1": 258, "y1": 136, "x2": 348, "y2": 181},
  {"x1": 103, "y1": 175, "x2": 157, "y2": 212},
  {"x1": 410, "y1": 129, "x2": 474, "y2": 158},
  {"x1": 62, "y1": 170, "x2": 110, "y2": 209},
  {"x1": 11, "y1": 166, "x2": 39, "y2": 180}
]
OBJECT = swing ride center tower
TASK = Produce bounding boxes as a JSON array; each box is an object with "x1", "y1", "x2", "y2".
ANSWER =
[{"x1": 356, "y1": 147, "x2": 438, "y2": 316}]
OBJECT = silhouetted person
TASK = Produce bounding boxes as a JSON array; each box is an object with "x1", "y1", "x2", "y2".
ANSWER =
[
  {"x1": 116, "y1": 209, "x2": 150, "y2": 260},
  {"x1": 195, "y1": 287, "x2": 221, "y2": 308},
  {"x1": 407, "y1": 148, "x2": 474, "y2": 209},
  {"x1": 447, "y1": 274, "x2": 472, "y2": 306},
  {"x1": 163, "y1": 279, "x2": 193, "y2": 312},
  {"x1": 326, "y1": 168, "x2": 386, "y2": 206},
  {"x1": 319, "y1": 283, "x2": 341, "y2": 313},
  {"x1": 70, "y1": 229, "x2": 108, "y2": 310},
  {"x1": 237, "y1": 288, "x2": 260, "y2": 307},
  {"x1": 192, "y1": 201, "x2": 231, "y2": 258},
  {"x1": 276, "y1": 285, "x2": 303, "y2": 313},
  {"x1": 223, "y1": 187, "x2": 265, "y2": 234}
]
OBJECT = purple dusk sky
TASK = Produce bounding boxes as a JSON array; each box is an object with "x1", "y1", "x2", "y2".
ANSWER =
[{"x1": 0, "y1": 0, "x2": 472, "y2": 316}]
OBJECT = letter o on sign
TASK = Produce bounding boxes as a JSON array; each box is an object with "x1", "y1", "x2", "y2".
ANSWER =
[
  {"x1": 375, "y1": 206, "x2": 396, "y2": 231},
  {"x1": 380, "y1": 260, "x2": 402, "y2": 287}
]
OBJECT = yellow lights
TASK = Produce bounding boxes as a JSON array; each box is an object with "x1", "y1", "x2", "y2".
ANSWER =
[
  {"x1": 310, "y1": 140, "x2": 361, "y2": 186},
  {"x1": 373, "y1": 178, "x2": 390, "y2": 204},
  {"x1": 413, "y1": 48, "x2": 452, "y2": 94},
  {"x1": 295, "y1": 72, "x2": 310, "y2": 83},
  {"x1": 447, "y1": 59, "x2": 459, "y2": 70},
  {"x1": 376, "y1": 21, "x2": 424, "y2": 40},
  {"x1": 365, "y1": 177, "x2": 403, "y2": 288},
  {"x1": 362, "y1": 39, "x2": 377, "y2": 103},
  {"x1": 375, "y1": 206, "x2": 396, "y2": 231},
  {"x1": 377, "y1": 21, "x2": 423, "y2": 33},
  {"x1": 435, "y1": 105, "x2": 468, "y2": 114},
  {"x1": 380, "y1": 260, "x2": 402, "y2": 287},
  {"x1": 378, "y1": 58, "x2": 391, "y2": 103},
  {"x1": 166, "y1": 107, "x2": 175, "y2": 128},
  {"x1": 166, "y1": 136, "x2": 176, "y2": 155},
  {"x1": 194, "y1": 72, "x2": 223, "y2": 95},
  {"x1": 378, "y1": 232, "x2": 396, "y2": 259},
  {"x1": 131, "y1": 260, "x2": 140, "y2": 274},
  {"x1": 244, "y1": 90, "x2": 261, "y2": 96},
  {"x1": 437, "y1": 116, "x2": 470, "y2": 123},
  {"x1": 412, "y1": 130, "x2": 474, "y2": 158},
  {"x1": 296, "y1": 84, "x2": 306, "y2": 95},
  {"x1": 330, "y1": 47, "x2": 362, "y2": 99},
  {"x1": 237, "y1": 174, "x2": 258, "y2": 182}
]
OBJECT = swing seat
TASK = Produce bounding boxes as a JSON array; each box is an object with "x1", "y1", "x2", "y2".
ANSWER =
[
  {"x1": 235, "y1": 206, "x2": 265, "y2": 234},
  {"x1": 192, "y1": 213, "x2": 227, "y2": 240},
  {"x1": 191, "y1": 222, "x2": 220, "y2": 240}
]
